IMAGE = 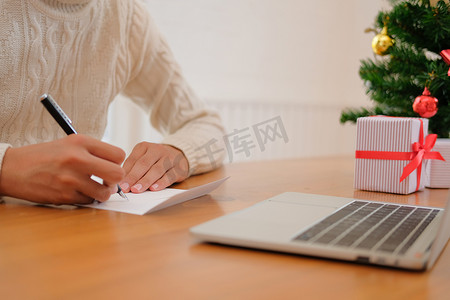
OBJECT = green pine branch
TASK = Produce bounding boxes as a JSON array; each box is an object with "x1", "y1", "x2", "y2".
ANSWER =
[{"x1": 341, "y1": 0, "x2": 450, "y2": 137}]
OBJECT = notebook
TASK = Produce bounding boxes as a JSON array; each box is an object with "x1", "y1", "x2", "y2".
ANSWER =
[{"x1": 190, "y1": 192, "x2": 450, "y2": 270}]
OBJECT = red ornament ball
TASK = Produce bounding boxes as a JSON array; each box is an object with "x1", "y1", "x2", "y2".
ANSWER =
[{"x1": 412, "y1": 87, "x2": 438, "y2": 118}]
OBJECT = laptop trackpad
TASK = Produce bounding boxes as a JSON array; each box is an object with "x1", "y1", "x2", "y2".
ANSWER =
[{"x1": 206, "y1": 192, "x2": 353, "y2": 242}]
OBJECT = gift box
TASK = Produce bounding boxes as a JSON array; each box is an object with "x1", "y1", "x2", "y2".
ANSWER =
[
  {"x1": 354, "y1": 116, "x2": 443, "y2": 194},
  {"x1": 425, "y1": 139, "x2": 450, "y2": 188}
]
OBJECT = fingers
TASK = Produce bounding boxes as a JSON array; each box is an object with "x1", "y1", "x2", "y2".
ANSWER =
[
  {"x1": 46, "y1": 174, "x2": 115, "y2": 204},
  {"x1": 64, "y1": 135, "x2": 124, "y2": 202},
  {"x1": 122, "y1": 142, "x2": 151, "y2": 174},
  {"x1": 42, "y1": 187, "x2": 93, "y2": 205},
  {"x1": 81, "y1": 177, "x2": 117, "y2": 202},
  {"x1": 69, "y1": 193, "x2": 95, "y2": 205},
  {"x1": 147, "y1": 168, "x2": 179, "y2": 191},
  {"x1": 120, "y1": 143, "x2": 189, "y2": 193},
  {"x1": 122, "y1": 142, "x2": 160, "y2": 187},
  {"x1": 62, "y1": 135, "x2": 126, "y2": 185},
  {"x1": 81, "y1": 156, "x2": 125, "y2": 184},
  {"x1": 75, "y1": 134, "x2": 126, "y2": 165},
  {"x1": 129, "y1": 158, "x2": 172, "y2": 193}
]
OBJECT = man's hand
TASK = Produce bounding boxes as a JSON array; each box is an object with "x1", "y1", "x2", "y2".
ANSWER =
[
  {"x1": 0, "y1": 135, "x2": 126, "y2": 204},
  {"x1": 119, "y1": 142, "x2": 189, "y2": 193}
]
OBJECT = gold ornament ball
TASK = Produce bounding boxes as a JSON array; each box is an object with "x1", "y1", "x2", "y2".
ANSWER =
[{"x1": 371, "y1": 27, "x2": 394, "y2": 56}]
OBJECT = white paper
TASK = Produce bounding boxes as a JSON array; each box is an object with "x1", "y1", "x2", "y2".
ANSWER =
[{"x1": 82, "y1": 177, "x2": 229, "y2": 215}]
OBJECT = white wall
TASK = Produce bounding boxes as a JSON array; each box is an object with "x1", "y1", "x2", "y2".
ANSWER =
[{"x1": 105, "y1": 0, "x2": 391, "y2": 161}]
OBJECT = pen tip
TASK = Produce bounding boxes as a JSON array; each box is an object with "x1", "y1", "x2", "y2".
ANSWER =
[{"x1": 119, "y1": 190, "x2": 129, "y2": 200}]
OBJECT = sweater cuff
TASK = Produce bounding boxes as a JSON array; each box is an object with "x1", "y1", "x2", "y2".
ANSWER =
[
  {"x1": 162, "y1": 135, "x2": 225, "y2": 177},
  {"x1": 0, "y1": 143, "x2": 12, "y2": 172},
  {"x1": 0, "y1": 143, "x2": 12, "y2": 201}
]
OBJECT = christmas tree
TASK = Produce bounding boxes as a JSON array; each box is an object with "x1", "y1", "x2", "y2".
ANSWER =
[{"x1": 340, "y1": 0, "x2": 450, "y2": 138}]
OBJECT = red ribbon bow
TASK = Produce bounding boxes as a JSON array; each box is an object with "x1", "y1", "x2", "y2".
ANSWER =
[
  {"x1": 400, "y1": 133, "x2": 444, "y2": 184},
  {"x1": 355, "y1": 118, "x2": 445, "y2": 191},
  {"x1": 440, "y1": 49, "x2": 450, "y2": 76}
]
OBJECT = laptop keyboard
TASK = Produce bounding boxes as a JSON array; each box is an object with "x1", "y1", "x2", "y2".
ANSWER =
[{"x1": 293, "y1": 201, "x2": 440, "y2": 255}]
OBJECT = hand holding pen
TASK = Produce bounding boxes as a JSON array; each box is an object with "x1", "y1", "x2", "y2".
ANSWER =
[{"x1": 40, "y1": 94, "x2": 128, "y2": 202}]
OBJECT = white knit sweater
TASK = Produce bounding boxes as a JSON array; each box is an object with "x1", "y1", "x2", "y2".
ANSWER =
[{"x1": 0, "y1": 0, "x2": 225, "y2": 176}]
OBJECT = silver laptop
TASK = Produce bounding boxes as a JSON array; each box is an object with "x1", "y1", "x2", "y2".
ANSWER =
[{"x1": 190, "y1": 192, "x2": 450, "y2": 270}]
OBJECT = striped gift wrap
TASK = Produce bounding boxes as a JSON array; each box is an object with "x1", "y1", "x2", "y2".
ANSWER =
[
  {"x1": 354, "y1": 116, "x2": 429, "y2": 194},
  {"x1": 425, "y1": 139, "x2": 450, "y2": 188}
]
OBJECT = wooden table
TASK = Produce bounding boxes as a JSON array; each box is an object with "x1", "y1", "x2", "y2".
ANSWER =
[{"x1": 1, "y1": 156, "x2": 449, "y2": 299}]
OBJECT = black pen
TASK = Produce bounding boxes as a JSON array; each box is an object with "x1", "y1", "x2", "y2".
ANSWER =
[{"x1": 40, "y1": 93, "x2": 128, "y2": 201}]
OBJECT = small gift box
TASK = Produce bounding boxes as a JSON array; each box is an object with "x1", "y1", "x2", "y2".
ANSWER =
[
  {"x1": 354, "y1": 116, "x2": 444, "y2": 194},
  {"x1": 425, "y1": 139, "x2": 450, "y2": 188}
]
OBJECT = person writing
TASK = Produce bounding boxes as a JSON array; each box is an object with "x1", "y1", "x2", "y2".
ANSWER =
[{"x1": 0, "y1": 0, "x2": 225, "y2": 204}]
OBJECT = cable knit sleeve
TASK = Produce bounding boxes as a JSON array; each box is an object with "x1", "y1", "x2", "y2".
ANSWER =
[
  {"x1": 0, "y1": 143, "x2": 12, "y2": 200},
  {"x1": 121, "y1": 0, "x2": 226, "y2": 176}
]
